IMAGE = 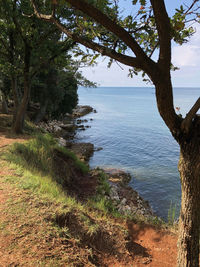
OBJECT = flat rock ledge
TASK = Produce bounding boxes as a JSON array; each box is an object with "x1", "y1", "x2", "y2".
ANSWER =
[
  {"x1": 72, "y1": 105, "x2": 97, "y2": 118},
  {"x1": 101, "y1": 168, "x2": 155, "y2": 219}
]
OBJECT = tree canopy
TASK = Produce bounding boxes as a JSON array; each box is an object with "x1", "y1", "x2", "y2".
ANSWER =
[{"x1": 0, "y1": 0, "x2": 96, "y2": 131}]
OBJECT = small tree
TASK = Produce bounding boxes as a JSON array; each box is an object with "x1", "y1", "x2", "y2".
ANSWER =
[{"x1": 31, "y1": 0, "x2": 200, "y2": 266}]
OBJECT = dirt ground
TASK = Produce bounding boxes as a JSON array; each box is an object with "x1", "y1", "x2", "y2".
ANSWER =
[{"x1": 0, "y1": 129, "x2": 178, "y2": 266}]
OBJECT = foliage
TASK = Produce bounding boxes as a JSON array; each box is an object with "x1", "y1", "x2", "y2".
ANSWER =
[
  {"x1": 31, "y1": 67, "x2": 78, "y2": 119},
  {"x1": 5, "y1": 133, "x2": 89, "y2": 178},
  {"x1": 0, "y1": 0, "x2": 96, "y2": 131}
]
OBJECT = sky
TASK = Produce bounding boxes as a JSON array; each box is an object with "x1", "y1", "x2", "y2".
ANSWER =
[{"x1": 80, "y1": 0, "x2": 200, "y2": 87}]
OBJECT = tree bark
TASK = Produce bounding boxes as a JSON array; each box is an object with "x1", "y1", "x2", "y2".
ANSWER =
[
  {"x1": 1, "y1": 90, "x2": 8, "y2": 114},
  {"x1": 12, "y1": 43, "x2": 31, "y2": 134},
  {"x1": 12, "y1": 77, "x2": 29, "y2": 134},
  {"x1": 11, "y1": 75, "x2": 20, "y2": 123},
  {"x1": 178, "y1": 135, "x2": 200, "y2": 267},
  {"x1": 152, "y1": 73, "x2": 181, "y2": 139},
  {"x1": 34, "y1": 98, "x2": 48, "y2": 123}
]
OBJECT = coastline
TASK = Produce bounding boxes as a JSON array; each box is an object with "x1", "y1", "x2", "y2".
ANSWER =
[{"x1": 38, "y1": 105, "x2": 158, "y2": 221}]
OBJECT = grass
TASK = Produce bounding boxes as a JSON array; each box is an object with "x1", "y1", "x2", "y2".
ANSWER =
[
  {"x1": 167, "y1": 201, "x2": 177, "y2": 226},
  {"x1": 1, "y1": 133, "x2": 120, "y2": 223},
  {"x1": 0, "y1": 115, "x2": 179, "y2": 265},
  {"x1": 1, "y1": 133, "x2": 89, "y2": 218},
  {"x1": 4, "y1": 133, "x2": 89, "y2": 178},
  {"x1": 3, "y1": 136, "x2": 122, "y2": 220},
  {"x1": 0, "y1": 143, "x2": 115, "y2": 265},
  {"x1": 1, "y1": 132, "x2": 169, "y2": 227},
  {"x1": 56, "y1": 145, "x2": 89, "y2": 175}
]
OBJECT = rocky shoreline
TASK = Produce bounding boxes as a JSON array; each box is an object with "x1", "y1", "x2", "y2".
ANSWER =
[
  {"x1": 38, "y1": 105, "x2": 156, "y2": 220},
  {"x1": 103, "y1": 168, "x2": 154, "y2": 218}
]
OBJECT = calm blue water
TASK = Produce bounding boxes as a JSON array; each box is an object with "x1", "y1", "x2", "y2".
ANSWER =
[{"x1": 77, "y1": 87, "x2": 200, "y2": 220}]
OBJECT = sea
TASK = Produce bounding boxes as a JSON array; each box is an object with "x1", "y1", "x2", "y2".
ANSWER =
[{"x1": 77, "y1": 87, "x2": 200, "y2": 220}]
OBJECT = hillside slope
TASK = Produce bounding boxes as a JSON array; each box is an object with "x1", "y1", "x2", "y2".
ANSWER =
[{"x1": 0, "y1": 115, "x2": 177, "y2": 267}]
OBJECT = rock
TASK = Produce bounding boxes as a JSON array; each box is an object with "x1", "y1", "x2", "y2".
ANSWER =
[
  {"x1": 121, "y1": 198, "x2": 127, "y2": 205},
  {"x1": 94, "y1": 168, "x2": 155, "y2": 218},
  {"x1": 76, "y1": 119, "x2": 88, "y2": 124},
  {"x1": 57, "y1": 137, "x2": 67, "y2": 147},
  {"x1": 109, "y1": 185, "x2": 120, "y2": 201},
  {"x1": 94, "y1": 147, "x2": 103, "y2": 152},
  {"x1": 78, "y1": 125, "x2": 85, "y2": 128},
  {"x1": 62, "y1": 113, "x2": 72, "y2": 124},
  {"x1": 76, "y1": 119, "x2": 82, "y2": 124},
  {"x1": 103, "y1": 168, "x2": 131, "y2": 185},
  {"x1": 68, "y1": 142, "x2": 94, "y2": 162},
  {"x1": 53, "y1": 125, "x2": 62, "y2": 132},
  {"x1": 60, "y1": 124, "x2": 76, "y2": 132},
  {"x1": 72, "y1": 105, "x2": 94, "y2": 118}
]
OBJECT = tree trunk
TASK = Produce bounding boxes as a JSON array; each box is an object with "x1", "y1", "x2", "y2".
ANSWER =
[
  {"x1": 12, "y1": 43, "x2": 31, "y2": 134},
  {"x1": 11, "y1": 75, "x2": 20, "y2": 123},
  {"x1": 34, "y1": 99, "x2": 48, "y2": 123},
  {"x1": 12, "y1": 74, "x2": 30, "y2": 134},
  {"x1": 1, "y1": 90, "x2": 8, "y2": 114},
  {"x1": 177, "y1": 137, "x2": 200, "y2": 267}
]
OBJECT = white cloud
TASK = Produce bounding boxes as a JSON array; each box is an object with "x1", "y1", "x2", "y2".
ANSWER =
[
  {"x1": 172, "y1": 25, "x2": 200, "y2": 67},
  {"x1": 172, "y1": 45, "x2": 200, "y2": 67}
]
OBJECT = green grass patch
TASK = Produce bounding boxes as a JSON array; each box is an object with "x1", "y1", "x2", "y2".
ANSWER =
[
  {"x1": 1, "y1": 133, "x2": 117, "y2": 219},
  {"x1": 4, "y1": 133, "x2": 89, "y2": 178},
  {"x1": 56, "y1": 145, "x2": 89, "y2": 175},
  {"x1": 167, "y1": 201, "x2": 177, "y2": 226},
  {"x1": 1, "y1": 133, "x2": 89, "y2": 210},
  {"x1": 24, "y1": 120, "x2": 42, "y2": 135}
]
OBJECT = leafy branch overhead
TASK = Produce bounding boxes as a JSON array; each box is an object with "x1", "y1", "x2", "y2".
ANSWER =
[
  {"x1": 31, "y1": 1, "x2": 198, "y2": 56},
  {"x1": 30, "y1": 0, "x2": 200, "y2": 130}
]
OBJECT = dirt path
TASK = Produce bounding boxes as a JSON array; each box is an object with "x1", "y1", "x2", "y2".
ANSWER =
[{"x1": 0, "y1": 132, "x2": 178, "y2": 266}]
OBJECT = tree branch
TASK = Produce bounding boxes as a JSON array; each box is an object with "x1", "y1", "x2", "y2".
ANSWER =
[
  {"x1": 181, "y1": 97, "x2": 200, "y2": 133},
  {"x1": 150, "y1": 0, "x2": 171, "y2": 69},
  {"x1": 31, "y1": 0, "x2": 54, "y2": 21},
  {"x1": 53, "y1": 19, "x2": 143, "y2": 69},
  {"x1": 31, "y1": 0, "x2": 156, "y2": 73},
  {"x1": 184, "y1": 0, "x2": 200, "y2": 15},
  {"x1": 12, "y1": 1, "x2": 29, "y2": 46},
  {"x1": 65, "y1": 0, "x2": 148, "y2": 60},
  {"x1": 31, "y1": 1, "x2": 143, "y2": 68}
]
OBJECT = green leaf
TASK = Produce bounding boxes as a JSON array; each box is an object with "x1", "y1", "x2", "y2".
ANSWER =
[
  {"x1": 132, "y1": 0, "x2": 138, "y2": 5},
  {"x1": 140, "y1": 0, "x2": 146, "y2": 6}
]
